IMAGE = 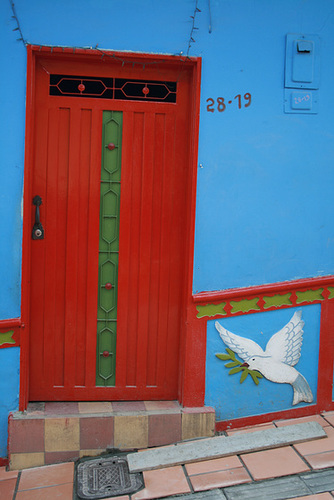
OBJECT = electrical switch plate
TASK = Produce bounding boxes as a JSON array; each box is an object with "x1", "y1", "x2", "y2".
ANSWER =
[
  {"x1": 284, "y1": 89, "x2": 318, "y2": 114},
  {"x1": 285, "y1": 34, "x2": 320, "y2": 89}
]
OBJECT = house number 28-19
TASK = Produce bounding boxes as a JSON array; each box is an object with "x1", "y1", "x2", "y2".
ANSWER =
[{"x1": 206, "y1": 93, "x2": 252, "y2": 112}]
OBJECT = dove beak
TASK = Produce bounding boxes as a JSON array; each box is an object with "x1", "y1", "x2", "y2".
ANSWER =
[{"x1": 240, "y1": 362, "x2": 249, "y2": 368}]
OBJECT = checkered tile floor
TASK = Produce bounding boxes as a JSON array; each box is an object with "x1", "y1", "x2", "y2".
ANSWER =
[{"x1": 3, "y1": 413, "x2": 334, "y2": 499}]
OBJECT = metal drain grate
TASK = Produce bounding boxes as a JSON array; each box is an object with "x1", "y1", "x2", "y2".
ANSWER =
[{"x1": 77, "y1": 456, "x2": 143, "y2": 499}]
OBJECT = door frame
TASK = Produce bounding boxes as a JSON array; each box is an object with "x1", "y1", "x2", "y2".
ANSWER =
[{"x1": 20, "y1": 45, "x2": 202, "y2": 410}]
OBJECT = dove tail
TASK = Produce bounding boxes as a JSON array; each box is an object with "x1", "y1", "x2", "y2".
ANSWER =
[{"x1": 292, "y1": 373, "x2": 313, "y2": 406}]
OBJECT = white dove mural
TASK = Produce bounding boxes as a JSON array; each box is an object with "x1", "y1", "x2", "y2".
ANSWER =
[{"x1": 215, "y1": 310, "x2": 313, "y2": 406}]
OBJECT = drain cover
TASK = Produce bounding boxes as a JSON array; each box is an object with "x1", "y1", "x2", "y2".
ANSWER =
[{"x1": 76, "y1": 456, "x2": 143, "y2": 499}]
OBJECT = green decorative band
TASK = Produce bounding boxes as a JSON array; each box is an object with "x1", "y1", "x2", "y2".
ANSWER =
[
  {"x1": 196, "y1": 284, "x2": 334, "y2": 321},
  {"x1": 0, "y1": 331, "x2": 15, "y2": 346},
  {"x1": 230, "y1": 297, "x2": 260, "y2": 314},
  {"x1": 296, "y1": 289, "x2": 324, "y2": 304},
  {"x1": 96, "y1": 111, "x2": 123, "y2": 387},
  {"x1": 196, "y1": 303, "x2": 227, "y2": 318},
  {"x1": 263, "y1": 293, "x2": 292, "y2": 309}
]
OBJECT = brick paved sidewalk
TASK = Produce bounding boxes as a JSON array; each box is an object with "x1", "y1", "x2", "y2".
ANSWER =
[{"x1": 2, "y1": 412, "x2": 334, "y2": 499}]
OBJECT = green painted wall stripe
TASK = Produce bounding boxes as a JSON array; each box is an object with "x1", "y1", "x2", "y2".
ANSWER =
[
  {"x1": 296, "y1": 289, "x2": 324, "y2": 304},
  {"x1": 196, "y1": 286, "x2": 333, "y2": 321},
  {"x1": 196, "y1": 303, "x2": 227, "y2": 318},
  {"x1": 230, "y1": 297, "x2": 260, "y2": 314},
  {"x1": 96, "y1": 111, "x2": 123, "y2": 387},
  {"x1": 263, "y1": 293, "x2": 292, "y2": 308},
  {"x1": 0, "y1": 331, "x2": 15, "y2": 346}
]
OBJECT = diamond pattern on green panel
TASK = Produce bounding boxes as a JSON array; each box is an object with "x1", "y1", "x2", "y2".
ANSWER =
[{"x1": 96, "y1": 111, "x2": 123, "y2": 386}]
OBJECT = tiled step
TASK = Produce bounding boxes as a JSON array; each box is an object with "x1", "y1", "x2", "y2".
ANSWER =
[{"x1": 8, "y1": 401, "x2": 215, "y2": 470}]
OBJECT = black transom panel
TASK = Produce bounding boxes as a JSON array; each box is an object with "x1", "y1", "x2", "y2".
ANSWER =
[{"x1": 50, "y1": 75, "x2": 177, "y2": 102}]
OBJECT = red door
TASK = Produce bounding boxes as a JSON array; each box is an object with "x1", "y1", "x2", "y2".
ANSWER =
[{"x1": 28, "y1": 53, "x2": 195, "y2": 401}]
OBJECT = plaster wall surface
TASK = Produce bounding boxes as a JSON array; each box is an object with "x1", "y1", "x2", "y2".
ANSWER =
[
  {"x1": 0, "y1": 348, "x2": 20, "y2": 457},
  {"x1": 1, "y1": 0, "x2": 334, "y2": 456},
  {"x1": 1, "y1": 0, "x2": 334, "y2": 314}
]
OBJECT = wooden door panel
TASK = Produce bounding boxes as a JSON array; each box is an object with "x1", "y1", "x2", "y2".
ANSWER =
[
  {"x1": 29, "y1": 57, "x2": 192, "y2": 401},
  {"x1": 118, "y1": 111, "x2": 181, "y2": 395},
  {"x1": 30, "y1": 104, "x2": 101, "y2": 399}
]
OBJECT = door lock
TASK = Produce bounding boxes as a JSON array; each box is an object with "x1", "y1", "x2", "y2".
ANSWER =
[{"x1": 32, "y1": 196, "x2": 45, "y2": 240}]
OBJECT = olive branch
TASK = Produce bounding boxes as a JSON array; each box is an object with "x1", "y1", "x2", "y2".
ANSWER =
[{"x1": 215, "y1": 348, "x2": 263, "y2": 385}]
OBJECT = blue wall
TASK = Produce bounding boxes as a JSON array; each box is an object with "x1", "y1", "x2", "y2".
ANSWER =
[
  {"x1": 2, "y1": 0, "x2": 334, "y2": 311},
  {"x1": 1, "y1": 0, "x2": 334, "y2": 455},
  {"x1": 0, "y1": 348, "x2": 20, "y2": 457},
  {"x1": 0, "y1": 1, "x2": 26, "y2": 319},
  {"x1": 193, "y1": 0, "x2": 334, "y2": 292}
]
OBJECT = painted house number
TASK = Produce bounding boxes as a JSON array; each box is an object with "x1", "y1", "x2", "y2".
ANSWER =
[{"x1": 206, "y1": 93, "x2": 252, "y2": 112}]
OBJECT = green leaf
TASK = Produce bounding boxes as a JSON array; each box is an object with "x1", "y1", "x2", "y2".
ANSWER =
[
  {"x1": 226, "y1": 348, "x2": 236, "y2": 360},
  {"x1": 225, "y1": 361, "x2": 239, "y2": 368},
  {"x1": 215, "y1": 353, "x2": 231, "y2": 361},
  {"x1": 217, "y1": 347, "x2": 263, "y2": 386},
  {"x1": 239, "y1": 369, "x2": 248, "y2": 383},
  {"x1": 229, "y1": 366, "x2": 243, "y2": 375},
  {"x1": 249, "y1": 371, "x2": 260, "y2": 385}
]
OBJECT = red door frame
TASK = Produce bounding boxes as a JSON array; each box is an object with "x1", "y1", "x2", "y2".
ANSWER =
[{"x1": 20, "y1": 46, "x2": 202, "y2": 410}]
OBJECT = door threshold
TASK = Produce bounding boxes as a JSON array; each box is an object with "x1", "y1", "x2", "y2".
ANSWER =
[{"x1": 8, "y1": 401, "x2": 215, "y2": 470}]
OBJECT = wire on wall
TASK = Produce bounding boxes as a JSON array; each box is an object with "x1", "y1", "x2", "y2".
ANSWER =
[
  {"x1": 8, "y1": 0, "x2": 203, "y2": 70},
  {"x1": 9, "y1": 0, "x2": 27, "y2": 46},
  {"x1": 94, "y1": 46, "x2": 174, "y2": 70},
  {"x1": 186, "y1": 0, "x2": 201, "y2": 57}
]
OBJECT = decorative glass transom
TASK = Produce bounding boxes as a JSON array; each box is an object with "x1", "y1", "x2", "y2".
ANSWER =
[{"x1": 50, "y1": 75, "x2": 177, "y2": 102}]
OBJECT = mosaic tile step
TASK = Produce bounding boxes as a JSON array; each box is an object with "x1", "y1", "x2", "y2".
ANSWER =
[{"x1": 8, "y1": 402, "x2": 215, "y2": 470}]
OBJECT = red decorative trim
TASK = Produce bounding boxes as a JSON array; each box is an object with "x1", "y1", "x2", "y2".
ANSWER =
[
  {"x1": 194, "y1": 275, "x2": 334, "y2": 423},
  {"x1": 215, "y1": 404, "x2": 321, "y2": 432},
  {"x1": 316, "y1": 299, "x2": 334, "y2": 407},
  {"x1": 29, "y1": 45, "x2": 199, "y2": 64},
  {"x1": 182, "y1": 305, "x2": 207, "y2": 407},
  {"x1": 20, "y1": 44, "x2": 35, "y2": 411},
  {"x1": 179, "y1": 57, "x2": 202, "y2": 408},
  {"x1": 193, "y1": 275, "x2": 334, "y2": 303},
  {"x1": 0, "y1": 319, "x2": 21, "y2": 350},
  {"x1": 216, "y1": 398, "x2": 334, "y2": 432},
  {"x1": 0, "y1": 457, "x2": 9, "y2": 467},
  {"x1": 0, "y1": 318, "x2": 21, "y2": 328},
  {"x1": 193, "y1": 275, "x2": 334, "y2": 320}
]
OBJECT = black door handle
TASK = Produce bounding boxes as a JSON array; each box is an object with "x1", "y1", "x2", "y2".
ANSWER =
[{"x1": 32, "y1": 196, "x2": 44, "y2": 240}]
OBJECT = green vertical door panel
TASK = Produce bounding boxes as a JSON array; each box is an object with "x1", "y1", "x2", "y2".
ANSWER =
[{"x1": 96, "y1": 111, "x2": 123, "y2": 386}]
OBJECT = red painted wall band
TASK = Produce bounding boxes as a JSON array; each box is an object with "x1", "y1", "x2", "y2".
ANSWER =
[{"x1": 193, "y1": 275, "x2": 334, "y2": 303}]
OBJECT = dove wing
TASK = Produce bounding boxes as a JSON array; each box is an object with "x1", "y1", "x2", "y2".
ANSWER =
[
  {"x1": 265, "y1": 310, "x2": 304, "y2": 366},
  {"x1": 215, "y1": 321, "x2": 265, "y2": 361}
]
